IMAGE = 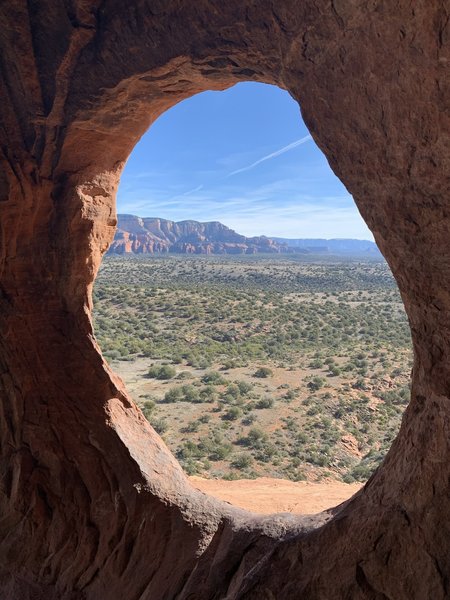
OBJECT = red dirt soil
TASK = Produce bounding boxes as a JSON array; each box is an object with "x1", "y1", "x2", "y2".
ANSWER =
[{"x1": 190, "y1": 476, "x2": 362, "y2": 514}]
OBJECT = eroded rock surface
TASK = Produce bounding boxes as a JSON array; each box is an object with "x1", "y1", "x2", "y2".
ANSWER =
[{"x1": 0, "y1": 1, "x2": 449, "y2": 599}]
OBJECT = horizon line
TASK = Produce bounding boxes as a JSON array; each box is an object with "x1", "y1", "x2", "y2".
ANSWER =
[{"x1": 115, "y1": 213, "x2": 376, "y2": 243}]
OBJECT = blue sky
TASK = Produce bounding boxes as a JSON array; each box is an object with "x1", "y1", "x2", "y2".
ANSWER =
[{"x1": 117, "y1": 82, "x2": 373, "y2": 240}]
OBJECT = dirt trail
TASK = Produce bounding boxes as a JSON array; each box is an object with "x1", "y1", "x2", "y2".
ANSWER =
[{"x1": 189, "y1": 476, "x2": 362, "y2": 514}]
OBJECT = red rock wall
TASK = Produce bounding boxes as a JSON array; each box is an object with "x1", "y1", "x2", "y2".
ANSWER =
[
  {"x1": 108, "y1": 216, "x2": 290, "y2": 254},
  {"x1": 0, "y1": 1, "x2": 449, "y2": 598}
]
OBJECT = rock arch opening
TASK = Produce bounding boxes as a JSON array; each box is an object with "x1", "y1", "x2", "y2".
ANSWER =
[
  {"x1": 93, "y1": 82, "x2": 413, "y2": 513},
  {"x1": 1, "y1": 3, "x2": 448, "y2": 598}
]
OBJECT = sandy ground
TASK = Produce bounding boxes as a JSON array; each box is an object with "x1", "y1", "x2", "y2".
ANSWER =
[
  {"x1": 189, "y1": 476, "x2": 362, "y2": 514},
  {"x1": 112, "y1": 358, "x2": 365, "y2": 508}
]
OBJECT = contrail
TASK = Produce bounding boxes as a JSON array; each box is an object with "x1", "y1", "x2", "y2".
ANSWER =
[
  {"x1": 181, "y1": 184, "x2": 203, "y2": 196},
  {"x1": 229, "y1": 134, "x2": 312, "y2": 176},
  {"x1": 165, "y1": 184, "x2": 204, "y2": 205}
]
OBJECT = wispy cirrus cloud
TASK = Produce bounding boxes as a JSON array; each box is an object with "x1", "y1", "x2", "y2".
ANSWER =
[
  {"x1": 228, "y1": 134, "x2": 313, "y2": 176},
  {"x1": 180, "y1": 184, "x2": 203, "y2": 196}
]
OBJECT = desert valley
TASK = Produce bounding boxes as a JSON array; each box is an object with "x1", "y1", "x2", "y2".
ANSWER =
[
  {"x1": 94, "y1": 216, "x2": 411, "y2": 512},
  {"x1": 2, "y1": 4, "x2": 446, "y2": 598}
]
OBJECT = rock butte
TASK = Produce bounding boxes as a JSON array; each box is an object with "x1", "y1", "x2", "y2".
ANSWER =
[
  {"x1": 0, "y1": 2, "x2": 449, "y2": 599},
  {"x1": 110, "y1": 214, "x2": 289, "y2": 255}
]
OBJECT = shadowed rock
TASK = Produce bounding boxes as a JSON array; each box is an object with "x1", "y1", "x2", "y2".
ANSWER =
[{"x1": 0, "y1": 1, "x2": 449, "y2": 598}]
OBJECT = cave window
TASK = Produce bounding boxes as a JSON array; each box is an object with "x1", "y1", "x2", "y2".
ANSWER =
[{"x1": 92, "y1": 82, "x2": 412, "y2": 512}]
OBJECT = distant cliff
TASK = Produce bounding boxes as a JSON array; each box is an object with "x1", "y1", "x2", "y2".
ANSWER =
[
  {"x1": 108, "y1": 215, "x2": 381, "y2": 256},
  {"x1": 108, "y1": 215, "x2": 289, "y2": 255}
]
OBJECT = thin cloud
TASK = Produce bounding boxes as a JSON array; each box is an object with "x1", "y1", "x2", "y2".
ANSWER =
[
  {"x1": 164, "y1": 184, "x2": 204, "y2": 203},
  {"x1": 181, "y1": 184, "x2": 203, "y2": 196},
  {"x1": 228, "y1": 134, "x2": 313, "y2": 176}
]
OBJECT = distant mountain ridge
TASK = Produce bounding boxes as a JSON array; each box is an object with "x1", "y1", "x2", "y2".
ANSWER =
[
  {"x1": 272, "y1": 237, "x2": 380, "y2": 255},
  {"x1": 108, "y1": 214, "x2": 380, "y2": 256},
  {"x1": 109, "y1": 215, "x2": 288, "y2": 255}
]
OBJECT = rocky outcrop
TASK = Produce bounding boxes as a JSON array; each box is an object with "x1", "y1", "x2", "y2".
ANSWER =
[
  {"x1": 0, "y1": 2, "x2": 449, "y2": 600},
  {"x1": 110, "y1": 214, "x2": 289, "y2": 254},
  {"x1": 110, "y1": 215, "x2": 380, "y2": 256}
]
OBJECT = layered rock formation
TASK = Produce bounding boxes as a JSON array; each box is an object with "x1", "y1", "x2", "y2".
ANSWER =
[
  {"x1": 0, "y1": 1, "x2": 449, "y2": 599},
  {"x1": 110, "y1": 214, "x2": 289, "y2": 254}
]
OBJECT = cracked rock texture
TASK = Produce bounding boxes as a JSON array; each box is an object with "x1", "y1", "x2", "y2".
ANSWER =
[{"x1": 0, "y1": 1, "x2": 449, "y2": 598}]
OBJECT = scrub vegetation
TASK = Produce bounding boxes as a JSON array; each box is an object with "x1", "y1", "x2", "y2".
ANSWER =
[{"x1": 93, "y1": 254, "x2": 412, "y2": 483}]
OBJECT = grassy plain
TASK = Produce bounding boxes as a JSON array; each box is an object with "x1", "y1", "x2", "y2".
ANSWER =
[{"x1": 93, "y1": 254, "x2": 412, "y2": 484}]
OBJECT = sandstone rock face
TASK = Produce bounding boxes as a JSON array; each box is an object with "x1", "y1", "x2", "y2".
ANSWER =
[
  {"x1": 109, "y1": 214, "x2": 289, "y2": 254},
  {"x1": 0, "y1": 1, "x2": 449, "y2": 599}
]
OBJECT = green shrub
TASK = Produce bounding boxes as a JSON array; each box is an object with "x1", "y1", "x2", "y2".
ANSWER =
[
  {"x1": 157, "y1": 364, "x2": 177, "y2": 379},
  {"x1": 237, "y1": 381, "x2": 253, "y2": 395},
  {"x1": 202, "y1": 371, "x2": 227, "y2": 385},
  {"x1": 329, "y1": 365, "x2": 341, "y2": 376},
  {"x1": 309, "y1": 359, "x2": 323, "y2": 369},
  {"x1": 209, "y1": 443, "x2": 232, "y2": 461},
  {"x1": 163, "y1": 387, "x2": 182, "y2": 403},
  {"x1": 199, "y1": 385, "x2": 217, "y2": 403},
  {"x1": 141, "y1": 400, "x2": 155, "y2": 419},
  {"x1": 150, "y1": 417, "x2": 168, "y2": 434},
  {"x1": 181, "y1": 384, "x2": 200, "y2": 403},
  {"x1": 226, "y1": 383, "x2": 241, "y2": 398},
  {"x1": 147, "y1": 365, "x2": 161, "y2": 378},
  {"x1": 256, "y1": 397, "x2": 274, "y2": 409},
  {"x1": 185, "y1": 420, "x2": 200, "y2": 433},
  {"x1": 182, "y1": 461, "x2": 196, "y2": 475},
  {"x1": 242, "y1": 427, "x2": 268, "y2": 448},
  {"x1": 223, "y1": 406, "x2": 242, "y2": 421},
  {"x1": 308, "y1": 376, "x2": 325, "y2": 391},
  {"x1": 241, "y1": 413, "x2": 257, "y2": 426},
  {"x1": 231, "y1": 454, "x2": 253, "y2": 469},
  {"x1": 148, "y1": 364, "x2": 176, "y2": 380},
  {"x1": 253, "y1": 366, "x2": 273, "y2": 378},
  {"x1": 176, "y1": 371, "x2": 192, "y2": 380},
  {"x1": 350, "y1": 463, "x2": 373, "y2": 481}
]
